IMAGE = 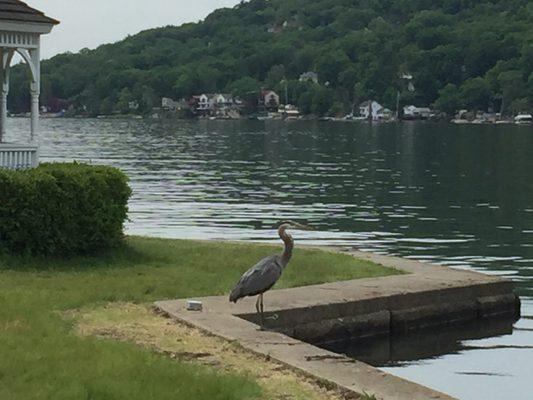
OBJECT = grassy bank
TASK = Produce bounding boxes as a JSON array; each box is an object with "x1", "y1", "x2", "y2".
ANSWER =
[{"x1": 0, "y1": 237, "x2": 397, "y2": 400}]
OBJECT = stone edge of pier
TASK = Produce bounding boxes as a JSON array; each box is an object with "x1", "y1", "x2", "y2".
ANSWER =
[{"x1": 154, "y1": 250, "x2": 520, "y2": 400}]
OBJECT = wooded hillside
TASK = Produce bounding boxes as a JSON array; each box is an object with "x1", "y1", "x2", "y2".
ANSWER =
[{"x1": 9, "y1": 0, "x2": 533, "y2": 116}]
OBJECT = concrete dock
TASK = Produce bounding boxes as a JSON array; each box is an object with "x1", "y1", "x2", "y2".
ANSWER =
[{"x1": 155, "y1": 250, "x2": 520, "y2": 400}]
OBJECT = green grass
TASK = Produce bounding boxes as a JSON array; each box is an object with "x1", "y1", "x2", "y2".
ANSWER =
[{"x1": 0, "y1": 236, "x2": 398, "y2": 400}]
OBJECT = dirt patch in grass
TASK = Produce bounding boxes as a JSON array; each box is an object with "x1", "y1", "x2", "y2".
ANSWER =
[
  {"x1": 0, "y1": 320, "x2": 29, "y2": 333},
  {"x1": 70, "y1": 302, "x2": 357, "y2": 400}
]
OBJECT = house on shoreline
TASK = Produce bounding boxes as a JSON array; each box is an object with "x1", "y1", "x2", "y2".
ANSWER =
[
  {"x1": 187, "y1": 93, "x2": 242, "y2": 117},
  {"x1": 359, "y1": 100, "x2": 393, "y2": 121},
  {"x1": 260, "y1": 90, "x2": 280, "y2": 111},
  {"x1": 403, "y1": 105, "x2": 431, "y2": 120}
]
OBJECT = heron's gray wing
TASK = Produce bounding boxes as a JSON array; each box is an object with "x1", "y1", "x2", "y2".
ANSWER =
[{"x1": 230, "y1": 255, "x2": 283, "y2": 300}]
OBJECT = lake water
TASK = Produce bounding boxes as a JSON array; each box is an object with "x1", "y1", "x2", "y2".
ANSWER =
[{"x1": 6, "y1": 118, "x2": 533, "y2": 399}]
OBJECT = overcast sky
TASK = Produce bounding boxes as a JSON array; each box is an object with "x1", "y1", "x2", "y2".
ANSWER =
[{"x1": 31, "y1": 0, "x2": 242, "y2": 59}]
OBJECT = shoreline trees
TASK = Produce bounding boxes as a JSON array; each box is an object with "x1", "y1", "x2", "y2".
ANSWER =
[{"x1": 8, "y1": 0, "x2": 533, "y2": 117}]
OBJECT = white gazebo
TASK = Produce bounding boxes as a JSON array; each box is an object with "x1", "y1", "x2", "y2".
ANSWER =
[{"x1": 0, "y1": 0, "x2": 58, "y2": 169}]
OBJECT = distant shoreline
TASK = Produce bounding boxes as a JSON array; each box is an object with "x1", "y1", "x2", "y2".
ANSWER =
[{"x1": 6, "y1": 115, "x2": 530, "y2": 126}]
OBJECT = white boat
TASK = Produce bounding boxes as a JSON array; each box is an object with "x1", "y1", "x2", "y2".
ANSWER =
[{"x1": 514, "y1": 114, "x2": 533, "y2": 124}]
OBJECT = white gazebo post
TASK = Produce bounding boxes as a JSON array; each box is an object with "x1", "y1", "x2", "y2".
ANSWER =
[
  {"x1": 0, "y1": 47, "x2": 14, "y2": 142},
  {"x1": 0, "y1": 1, "x2": 58, "y2": 169},
  {"x1": 29, "y1": 36, "x2": 40, "y2": 142}
]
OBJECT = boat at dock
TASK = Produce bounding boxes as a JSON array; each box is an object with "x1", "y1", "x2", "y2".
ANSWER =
[{"x1": 514, "y1": 114, "x2": 533, "y2": 124}]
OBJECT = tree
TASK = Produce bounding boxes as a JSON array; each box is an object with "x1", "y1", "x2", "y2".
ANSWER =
[
  {"x1": 352, "y1": 82, "x2": 366, "y2": 110},
  {"x1": 228, "y1": 76, "x2": 261, "y2": 99},
  {"x1": 315, "y1": 49, "x2": 350, "y2": 86},
  {"x1": 459, "y1": 78, "x2": 492, "y2": 111},
  {"x1": 434, "y1": 84, "x2": 461, "y2": 115},
  {"x1": 498, "y1": 70, "x2": 525, "y2": 114},
  {"x1": 116, "y1": 88, "x2": 134, "y2": 114},
  {"x1": 527, "y1": 72, "x2": 533, "y2": 104},
  {"x1": 266, "y1": 64, "x2": 286, "y2": 89},
  {"x1": 99, "y1": 97, "x2": 115, "y2": 115},
  {"x1": 509, "y1": 98, "x2": 529, "y2": 114},
  {"x1": 297, "y1": 91, "x2": 314, "y2": 115},
  {"x1": 338, "y1": 67, "x2": 359, "y2": 103},
  {"x1": 330, "y1": 101, "x2": 346, "y2": 116},
  {"x1": 228, "y1": 76, "x2": 262, "y2": 113},
  {"x1": 311, "y1": 87, "x2": 334, "y2": 116}
]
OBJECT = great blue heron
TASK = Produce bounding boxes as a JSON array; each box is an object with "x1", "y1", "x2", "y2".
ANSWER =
[{"x1": 229, "y1": 221, "x2": 312, "y2": 328}]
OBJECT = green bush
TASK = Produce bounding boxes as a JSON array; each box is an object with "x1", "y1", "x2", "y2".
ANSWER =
[{"x1": 0, "y1": 163, "x2": 132, "y2": 257}]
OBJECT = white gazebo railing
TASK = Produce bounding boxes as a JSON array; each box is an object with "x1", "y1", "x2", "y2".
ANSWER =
[
  {"x1": 0, "y1": 1, "x2": 58, "y2": 170},
  {"x1": 0, "y1": 142, "x2": 38, "y2": 169}
]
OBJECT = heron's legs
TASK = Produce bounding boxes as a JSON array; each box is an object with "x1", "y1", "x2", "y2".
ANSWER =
[
  {"x1": 255, "y1": 296, "x2": 263, "y2": 328},
  {"x1": 259, "y1": 294, "x2": 266, "y2": 330}
]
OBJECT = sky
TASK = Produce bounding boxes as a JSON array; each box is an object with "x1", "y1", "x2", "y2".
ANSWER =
[{"x1": 31, "y1": 0, "x2": 242, "y2": 59}]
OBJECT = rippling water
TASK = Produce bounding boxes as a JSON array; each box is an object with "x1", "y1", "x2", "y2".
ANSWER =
[{"x1": 6, "y1": 118, "x2": 533, "y2": 399}]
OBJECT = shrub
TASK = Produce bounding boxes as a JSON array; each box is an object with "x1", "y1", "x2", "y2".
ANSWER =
[{"x1": 0, "y1": 163, "x2": 132, "y2": 257}]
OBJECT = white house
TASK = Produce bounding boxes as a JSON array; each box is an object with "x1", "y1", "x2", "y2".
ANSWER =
[
  {"x1": 190, "y1": 93, "x2": 241, "y2": 116},
  {"x1": 299, "y1": 71, "x2": 318, "y2": 84},
  {"x1": 162, "y1": 97, "x2": 178, "y2": 111},
  {"x1": 261, "y1": 90, "x2": 280, "y2": 109},
  {"x1": 401, "y1": 73, "x2": 416, "y2": 92},
  {"x1": 192, "y1": 94, "x2": 215, "y2": 112},
  {"x1": 214, "y1": 93, "x2": 234, "y2": 108},
  {"x1": 0, "y1": 1, "x2": 59, "y2": 169},
  {"x1": 359, "y1": 100, "x2": 392, "y2": 121},
  {"x1": 213, "y1": 93, "x2": 241, "y2": 117},
  {"x1": 403, "y1": 105, "x2": 431, "y2": 120}
]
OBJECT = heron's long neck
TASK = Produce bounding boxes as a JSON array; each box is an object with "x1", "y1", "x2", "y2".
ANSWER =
[{"x1": 279, "y1": 227, "x2": 294, "y2": 267}]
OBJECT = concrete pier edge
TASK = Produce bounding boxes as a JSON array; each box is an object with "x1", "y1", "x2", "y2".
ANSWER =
[{"x1": 154, "y1": 249, "x2": 520, "y2": 400}]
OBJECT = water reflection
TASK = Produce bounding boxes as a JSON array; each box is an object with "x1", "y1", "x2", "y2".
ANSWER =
[
  {"x1": 5, "y1": 118, "x2": 533, "y2": 399},
  {"x1": 321, "y1": 318, "x2": 517, "y2": 367}
]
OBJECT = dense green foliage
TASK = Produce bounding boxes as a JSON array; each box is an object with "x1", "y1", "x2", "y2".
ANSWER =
[
  {"x1": 0, "y1": 163, "x2": 131, "y2": 256},
  {"x1": 9, "y1": 0, "x2": 533, "y2": 116},
  {"x1": 0, "y1": 236, "x2": 397, "y2": 399}
]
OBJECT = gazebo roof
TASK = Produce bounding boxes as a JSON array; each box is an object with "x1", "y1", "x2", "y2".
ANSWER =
[{"x1": 0, "y1": 0, "x2": 59, "y2": 25}]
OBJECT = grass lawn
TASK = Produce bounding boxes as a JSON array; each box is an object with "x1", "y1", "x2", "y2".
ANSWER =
[{"x1": 0, "y1": 236, "x2": 398, "y2": 400}]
